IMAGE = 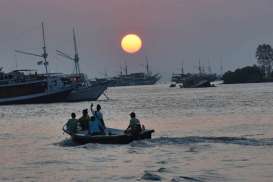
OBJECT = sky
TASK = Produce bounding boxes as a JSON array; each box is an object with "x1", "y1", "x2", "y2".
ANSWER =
[{"x1": 0, "y1": 0, "x2": 273, "y2": 80}]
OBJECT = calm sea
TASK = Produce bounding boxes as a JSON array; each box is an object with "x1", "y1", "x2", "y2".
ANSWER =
[{"x1": 1, "y1": 83, "x2": 273, "y2": 182}]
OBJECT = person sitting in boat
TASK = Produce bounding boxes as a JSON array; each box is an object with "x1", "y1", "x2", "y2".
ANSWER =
[
  {"x1": 89, "y1": 104, "x2": 106, "y2": 134},
  {"x1": 66, "y1": 113, "x2": 78, "y2": 134},
  {"x1": 78, "y1": 109, "x2": 90, "y2": 131},
  {"x1": 125, "y1": 112, "x2": 142, "y2": 136}
]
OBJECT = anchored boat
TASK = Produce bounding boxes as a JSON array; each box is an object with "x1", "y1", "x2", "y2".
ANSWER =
[
  {"x1": 56, "y1": 28, "x2": 108, "y2": 102},
  {"x1": 94, "y1": 57, "x2": 161, "y2": 87},
  {"x1": 0, "y1": 70, "x2": 72, "y2": 105},
  {"x1": 62, "y1": 73, "x2": 108, "y2": 102},
  {"x1": 171, "y1": 61, "x2": 217, "y2": 88}
]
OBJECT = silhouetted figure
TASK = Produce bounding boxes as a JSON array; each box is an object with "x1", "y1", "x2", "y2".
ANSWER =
[
  {"x1": 78, "y1": 109, "x2": 90, "y2": 131},
  {"x1": 66, "y1": 113, "x2": 78, "y2": 134},
  {"x1": 125, "y1": 112, "x2": 142, "y2": 136}
]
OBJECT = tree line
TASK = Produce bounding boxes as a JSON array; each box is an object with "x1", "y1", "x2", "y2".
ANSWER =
[{"x1": 223, "y1": 44, "x2": 273, "y2": 84}]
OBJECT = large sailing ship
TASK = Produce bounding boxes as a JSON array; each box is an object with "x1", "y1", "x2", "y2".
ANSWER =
[
  {"x1": 56, "y1": 28, "x2": 108, "y2": 102},
  {"x1": 0, "y1": 23, "x2": 72, "y2": 105},
  {"x1": 0, "y1": 23, "x2": 107, "y2": 105},
  {"x1": 0, "y1": 71, "x2": 72, "y2": 105}
]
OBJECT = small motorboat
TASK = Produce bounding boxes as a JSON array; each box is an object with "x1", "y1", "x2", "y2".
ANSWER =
[
  {"x1": 63, "y1": 125, "x2": 155, "y2": 144},
  {"x1": 169, "y1": 83, "x2": 176, "y2": 88}
]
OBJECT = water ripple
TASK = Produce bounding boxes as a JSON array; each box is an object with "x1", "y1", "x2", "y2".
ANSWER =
[
  {"x1": 171, "y1": 176, "x2": 203, "y2": 182},
  {"x1": 147, "y1": 136, "x2": 273, "y2": 146}
]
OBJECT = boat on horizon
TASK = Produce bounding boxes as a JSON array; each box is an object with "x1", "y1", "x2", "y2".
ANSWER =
[
  {"x1": 95, "y1": 58, "x2": 161, "y2": 87},
  {"x1": 171, "y1": 61, "x2": 217, "y2": 88}
]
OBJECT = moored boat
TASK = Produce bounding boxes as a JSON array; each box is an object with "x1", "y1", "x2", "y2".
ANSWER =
[
  {"x1": 171, "y1": 61, "x2": 217, "y2": 88},
  {"x1": 94, "y1": 57, "x2": 161, "y2": 87},
  {"x1": 57, "y1": 29, "x2": 108, "y2": 102},
  {"x1": 64, "y1": 74, "x2": 108, "y2": 102},
  {"x1": 5, "y1": 22, "x2": 72, "y2": 105},
  {"x1": 0, "y1": 70, "x2": 72, "y2": 105}
]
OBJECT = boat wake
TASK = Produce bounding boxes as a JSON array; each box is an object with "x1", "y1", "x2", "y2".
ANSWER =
[
  {"x1": 56, "y1": 136, "x2": 273, "y2": 148},
  {"x1": 54, "y1": 139, "x2": 79, "y2": 147},
  {"x1": 133, "y1": 136, "x2": 273, "y2": 147}
]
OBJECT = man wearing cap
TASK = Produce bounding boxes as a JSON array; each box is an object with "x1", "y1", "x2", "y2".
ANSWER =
[
  {"x1": 125, "y1": 112, "x2": 142, "y2": 136},
  {"x1": 78, "y1": 109, "x2": 90, "y2": 131}
]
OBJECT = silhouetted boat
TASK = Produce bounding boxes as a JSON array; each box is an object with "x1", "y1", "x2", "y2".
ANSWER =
[
  {"x1": 0, "y1": 70, "x2": 72, "y2": 105},
  {"x1": 171, "y1": 61, "x2": 217, "y2": 88},
  {"x1": 57, "y1": 28, "x2": 108, "y2": 102},
  {"x1": 108, "y1": 73, "x2": 160, "y2": 87},
  {"x1": 14, "y1": 23, "x2": 108, "y2": 103},
  {"x1": 63, "y1": 126, "x2": 155, "y2": 144},
  {"x1": 95, "y1": 57, "x2": 160, "y2": 87},
  {"x1": 181, "y1": 75, "x2": 216, "y2": 88},
  {"x1": 63, "y1": 74, "x2": 108, "y2": 102},
  {"x1": 169, "y1": 83, "x2": 176, "y2": 87}
]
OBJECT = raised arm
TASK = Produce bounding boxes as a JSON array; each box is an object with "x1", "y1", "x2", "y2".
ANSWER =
[{"x1": 90, "y1": 103, "x2": 95, "y2": 115}]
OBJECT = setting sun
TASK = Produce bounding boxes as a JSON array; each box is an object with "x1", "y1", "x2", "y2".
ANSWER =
[{"x1": 121, "y1": 34, "x2": 142, "y2": 54}]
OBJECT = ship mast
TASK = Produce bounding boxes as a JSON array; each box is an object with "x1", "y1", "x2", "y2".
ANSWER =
[
  {"x1": 207, "y1": 59, "x2": 212, "y2": 74},
  {"x1": 119, "y1": 64, "x2": 123, "y2": 76},
  {"x1": 56, "y1": 28, "x2": 81, "y2": 75},
  {"x1": 73, "y1": 28, "x2": 80, "y2": 74},
  {"x1": 145, "y1": 56, "x2": 150, "y2": 75},
  {"x1": 220, "y1": 57, "x2": 224, "y2": 76},
  {"x1": 42, "y1": 22, "x2": 49, "y2": 74},
  {"x1": 124, "y1": 60, "x2": 128, "y2": 75},
  {"x1": 181, "y1": 60, "x2": 184, "y2": 74},
  {"x1": 198, "y1": 59, "x2": 202, "y2": 74},
  {"x1": 15, "y1": 22, "x2": 49, "y2": 74}
]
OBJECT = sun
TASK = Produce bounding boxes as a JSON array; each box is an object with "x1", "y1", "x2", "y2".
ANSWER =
[{"x1": 121, "y1": 34, "x2": 142, "y2": 54}]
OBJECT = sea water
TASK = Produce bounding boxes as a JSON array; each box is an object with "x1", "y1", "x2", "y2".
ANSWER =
[{"x1": 1, "y1": 83, "x2": 273, "y2": 182}]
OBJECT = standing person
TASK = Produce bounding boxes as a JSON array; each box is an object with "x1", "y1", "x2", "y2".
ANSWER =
[
  {"x1": 65, "y1": 113, "x2": 78, "y2": 134},
  {"x1": 90, "y1": 103, "x2": 106, "y2": 130},
  {"x1": 88, "y1": 115, "x2": 105, "y2": 135},
  {"x1": 78, "y1": 109, "x2": 90, "y2": 131},
  {"x1": 125, "y1": 112, "x2": 142, "y2": 136}
]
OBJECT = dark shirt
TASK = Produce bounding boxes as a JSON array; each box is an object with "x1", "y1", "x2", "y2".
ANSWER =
[
  {"x1": 78, "y1": 115, "x2": 90, "y2": 130},
  {"x1": 66, "y1": 118, "x2": 78, "y2": 133},
  {"x1": 127, "y1": 118, "x2": 141, "y2": 136},
  {"x1": 129, "y1": 118, "x2": 140, "y2": 128}
]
